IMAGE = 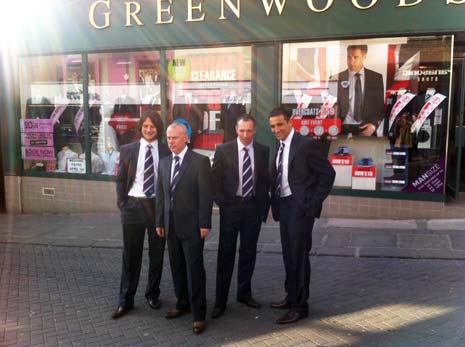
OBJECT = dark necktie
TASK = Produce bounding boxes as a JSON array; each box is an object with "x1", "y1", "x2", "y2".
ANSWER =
[
  {"x1": 143, "y1": 144, "x2": 155, "y2": 197},
  {"x1": 171, "y1": 156, "x2": 181, "y2": 192},
  {"x1": 242, "y1": 147, "x2": 253, "y2": 198},
  {"x1": 275, "y1": 142, "x2": 285, "y2": 198},
  {"x1": 354, "y1": 72, "x2": 363, "y2": 122}
]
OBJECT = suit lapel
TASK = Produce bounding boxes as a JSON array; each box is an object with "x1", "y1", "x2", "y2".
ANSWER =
[
  {"x1": 171, "y1": 149, "x2": 193, "y2": 193},
  {"x1": 128, "y1": 142, "x2": 140, "y2": 189},
  {"x1": 252, "y1": 142, "x2": 260, "y2": 184},
  {"x1": 231, "y1": 141, "x2": 240, "y2": 185},
  {"x1": 288, "y1": 133, "x2": 300, "y2": 167}
]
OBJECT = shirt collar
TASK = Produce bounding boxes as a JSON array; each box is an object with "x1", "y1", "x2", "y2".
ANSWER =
[
  {"x1": 172, "y1": 145, "x2": 188, "y2": 162},
  {"x1": 140, "y1": 138, "x2": 158, "y2": 149},
  {"x1": 349, "y1": 67, "x2": 365, "y2": 78},
  {"x1": 281, "y1": 128, "x2": 295, "y2": 147},
  {"x1": 237, "y1": 137, "x2": 253, "y2": 152}
]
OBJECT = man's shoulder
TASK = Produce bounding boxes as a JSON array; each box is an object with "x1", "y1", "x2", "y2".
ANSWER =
[
  {"x1": 120, "y1": 141, "x2": 139, "y2": 153},
  {"x1": 364, "y1": 68, "x2": 383, "y2": 78}
]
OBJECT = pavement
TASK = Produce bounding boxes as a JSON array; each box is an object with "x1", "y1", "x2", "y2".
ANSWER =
[{"x1": 1, "y1": 212, "x2": 465, "y2": 346}]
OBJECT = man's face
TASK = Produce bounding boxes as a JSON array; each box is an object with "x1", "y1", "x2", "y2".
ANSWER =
[
  {"x1": 269, "y1": 114, "x2": 293, "y2": 141},
  {"x1": 347, "y1": 48, "x2": 366, "y2": 73},
  {"x1": 167, "y1": 125, "x2": 188, "y2": 155},
  {"x1": 236, "y1": 119, "x2": 256, "y2": 146},
  {"x1": 141, "y1": 118, "x2": 158, "y2": 142}
]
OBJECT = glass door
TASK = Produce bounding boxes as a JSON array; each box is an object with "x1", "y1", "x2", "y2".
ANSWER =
[{"x1": 446, "y1": 58, "x2": 465, "y2": 199}]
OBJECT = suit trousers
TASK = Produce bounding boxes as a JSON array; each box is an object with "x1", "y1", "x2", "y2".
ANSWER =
[
  {"x1": 215, "y1": 199, "x2": 262, "y2": 308},
  {"x1": 278, "y1": 195, "x2": 314, "y2": 314},
  {"x1": 167, "y1": 214, "x2": 207, "y2": 322},
  {"x1": 118, "y1": 197, "x2": 165, "y2": 307}
]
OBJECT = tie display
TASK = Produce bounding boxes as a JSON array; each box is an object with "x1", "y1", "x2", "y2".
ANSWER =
[
  {"x1": 242, "y1": 147, "x2": 253, "y2": 198},
  {"x1": 354, "y1": 72, "x2": 362, "y2": 122},
  {"x1": 143, "y1": 144, "x2": 155, "y2": 197},
  {"x1": 275, "y1": 142, "x2": 285, "y2": 198},
  {"x1": 171, "y1": 156, "x2": 181, "y2": 192}
]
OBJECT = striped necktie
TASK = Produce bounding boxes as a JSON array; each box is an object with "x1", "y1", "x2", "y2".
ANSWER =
[
  {"x1": 242, "y1": 147, "x2": 253, "y2": 198},
  {"x1": 171, "y1": 156, "x2": 181, "y2": 192},
  {"x1": 143, "y1": 144, "x2": 155, "y2": 197},
  {"x1": 275, "y1": 142, "x2": 285, "y2": 198}
]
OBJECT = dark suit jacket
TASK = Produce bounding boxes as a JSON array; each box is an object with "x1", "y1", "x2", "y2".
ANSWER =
[
  {"x1": 116, "y1": 140, "x2": 170, "y2": 212},
  {"x1": 270, "y1": 133, "x2": 335, "y2": 221},
  {"x1": 156, "y1": 149, "x2": 213, "y2": 240},
  {"x1": 211, "y1": 140, "x2": 270, "y2": 222},
  {"x1": 333, "y1": 68, "x2": 384, "y2": 126}
]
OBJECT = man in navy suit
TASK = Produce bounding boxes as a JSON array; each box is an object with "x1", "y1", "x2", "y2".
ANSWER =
[
  {"x1": 211, "y1": 115, "x2": 270, "y2": 319},
  {"x1": 331, "y1": 45, "x2": 385, "y2": 136},
  {"x1": 156, "y1": 122, "x2": 213, "y2": 334},
  {"x1": 112, "y1": 111, "x2": 170, "y2": 319},
  {"x1": 268, "y1": 107, "x2": 335, "y2": 324}
]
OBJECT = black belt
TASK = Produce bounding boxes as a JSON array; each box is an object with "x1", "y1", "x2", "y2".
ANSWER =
[
  {"x1": 234, "y1": 195, "x2": 255, "y2": 203},
  {"x1": 129, "y1": 196, "x2": 155, "y2": 201}
]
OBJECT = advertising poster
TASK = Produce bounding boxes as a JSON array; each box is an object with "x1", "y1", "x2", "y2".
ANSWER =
[{"x1": 282, "y1": 35, "x2": 452, "y2": 195}]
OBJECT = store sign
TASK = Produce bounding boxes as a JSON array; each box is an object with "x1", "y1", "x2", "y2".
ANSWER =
[
  {"x1": 88, "y1": 0, "x2": 465, "y2": 29},
  {"x1": 21, "y1": 147, "x2": 55, "y2": 161},
  {"x1": 67, "y1": 158, "x2": 86, "y2": 174},
  {"x1": 21, "y1": 133, "x2": 54, "y2": 147},
  {"x1": 404, "y1": 159, "x2": 445, "y2": 194},
  {"x1": 108, "y1": 113, "x2": 139, "y2": 135},
  {"x1": 20, "y1": 119, "x2": 54, "y2": 133}
]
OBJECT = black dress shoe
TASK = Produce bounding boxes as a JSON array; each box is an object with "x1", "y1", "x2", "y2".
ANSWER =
[
  {"x1": 147, "y1": 298, "x2": 161, "y2": 310},
  {"x1": 275, "y1": 311, "x2": 307, "y2": 324},
  {"x1": 237, "y1": 297, "x2": 261, "y2": 309},
  {"x1": 192, "y1": 321, "x2": 206, "y2": 334},
  {"x1": 165, "y1": 307, "x2": 190, "y2": 319},
  {"x1": 211, "y1": 306, "x2": 226, "y2": 319},
  {"x1": 269, "y1": 299, "x2": 290, "y2": 309},
  {"x1": 111, "y1": 305, "x2": 133, "y2": 319}
]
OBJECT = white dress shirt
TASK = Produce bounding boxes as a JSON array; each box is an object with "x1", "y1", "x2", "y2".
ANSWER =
[
  {"x1": 344, "y1": 67, "x2": 366, "y2": 125},
  {"x1": 276, "y1": 128, "x2": 294, "y2": 197},
  {"x1": 236, "y1": 138, "x2": 255, "y2": 196},
  {"x1": 128, "y1": 138, "x2": 159, "y2": 198},
  {"x1": 170, "y1": 145, "x2": 188, "y2": 183}
]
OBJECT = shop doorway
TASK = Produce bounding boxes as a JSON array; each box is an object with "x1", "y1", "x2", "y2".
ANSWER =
[{"x1": 447, "y1": 58, "x2": 465, "y2": 199}]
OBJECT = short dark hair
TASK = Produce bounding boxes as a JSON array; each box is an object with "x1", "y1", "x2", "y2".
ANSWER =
[
  {"x1": 138, "y1": 110, "x2": 165, "y2": 140},
  {"x1": 347, "y1": 45, "x2": 368, "y2": 54},
  {"x1": 236, "y1": 115, "x2": 256, "y2": 126},
  {"x1": 268, "y1": 107, "x2": 290, "y2": 121}
]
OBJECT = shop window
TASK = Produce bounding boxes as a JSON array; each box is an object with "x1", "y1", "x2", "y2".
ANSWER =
[
  {"x1": 19, "y1": 54, "x2": 91, "y2": 174},
  {"x1": 166, "y1": 46, "x2": 252, "y2": 156},
  {"x1": 282, "y1": 36, "x2": 452, "y2": 195},
  {"x1": 87, "y1": 51, "x2": 161, "y2": 176}
]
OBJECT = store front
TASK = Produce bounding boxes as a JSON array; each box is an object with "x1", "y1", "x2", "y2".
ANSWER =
[{"x1": 1, "y1": 0, "x2": 465, "y2": 216}]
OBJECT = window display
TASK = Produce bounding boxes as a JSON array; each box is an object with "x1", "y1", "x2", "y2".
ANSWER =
[
  {"x1": 19, "y1": 54, "x2": 96, "y2": 173},
  {"x1": 88, "y1": 51, "x2": 161, "y2": 175},
  {"x1": 166, "y1": 46, "x2": 251, "y2": 156},
  {"x1": 282, "y1": 35, "x2": 452, "y2": 194}
]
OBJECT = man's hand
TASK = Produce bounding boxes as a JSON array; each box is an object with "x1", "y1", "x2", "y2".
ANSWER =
[
  {"x1": 156, "y1": 227, "x2": 165, "y2": 237},
  {"x1": 200, "y1": 228, "x2": 209, "y2": 239},
  {"x1": 359, "y1": 123, "x2": 377, "y2": 136}
]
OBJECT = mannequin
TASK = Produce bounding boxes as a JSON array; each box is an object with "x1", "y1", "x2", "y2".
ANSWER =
[
  {"x1": 57, "y1": 145, "x2": 78, "y2": 172},
  {"x1": 101, "y1": 144, "x2": 120, "y2": 175}
]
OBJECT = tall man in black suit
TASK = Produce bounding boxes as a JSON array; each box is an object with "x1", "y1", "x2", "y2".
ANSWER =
[
  {"x1": 112, "y1": 112, "x2": 170, "y2": 319},
  {"x1": 211, "y1": 116, "x2": 270, "y2": 319},
  {"x1": 268, "y1": 107, "x2": 335, "y2": 324},
  {"x1": 156, "y1": 122, "x2": 213, "y2": 334},
  {"x1": 331, "y1": 45, "x2": 385, "y2": 136}
]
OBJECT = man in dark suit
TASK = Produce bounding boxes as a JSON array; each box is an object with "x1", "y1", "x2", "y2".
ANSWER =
[
  {"x1": 331, "y1": 45, "x2": 385, "y2": 136},
  {"x1": 211, "y1": 115, "x2": 270, "y2": 319},
  {"x1": 156, "y1": 122, "x2": 213, "y2": 334},
  {"x1": 112, "y1": 111, "x2": 170, "y2": 319},
  {"x1": 268, "y1": 107, "x2": 335, "y2": 324}
]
